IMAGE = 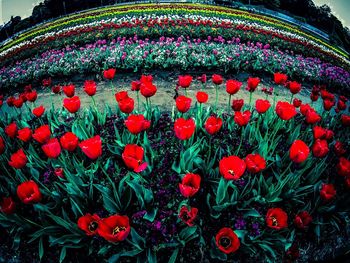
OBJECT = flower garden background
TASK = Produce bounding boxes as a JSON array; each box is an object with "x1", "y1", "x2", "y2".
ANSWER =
[{"x1": 0, "y1": 2, "x2": 350, "y2": 262}]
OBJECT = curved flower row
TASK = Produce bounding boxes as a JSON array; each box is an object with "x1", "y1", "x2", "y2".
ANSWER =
[
  {"x1": 0, "y1": 4, "x2": 348, "y2": 63},
  {"x1": 1, "y1": 36, "x2": 349, "y2": 90}
]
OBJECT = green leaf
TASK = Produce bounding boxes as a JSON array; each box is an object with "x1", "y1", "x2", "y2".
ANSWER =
[
  {"x1": 168, "y1": 248, "x2": 179, "y2": 263},
  {"x1": 179, "y1": 226, "x2": 198, "y2": 242},
  {"x1": 39, "y1": 237, "x2": 44, "y2": 260},
  {"x1": 143, "y1": 208, "x2": 158, "y2": 222},
  {"x1": 59, "y1": 247, "x2": 67, "y2": 263}
]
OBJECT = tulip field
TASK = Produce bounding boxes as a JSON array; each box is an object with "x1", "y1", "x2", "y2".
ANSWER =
[{"x1": 0, "y1": 3, "x2": 350, "y2": 263}]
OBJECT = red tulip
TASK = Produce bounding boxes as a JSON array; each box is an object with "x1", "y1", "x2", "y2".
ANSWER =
[
  {"x1": 205, "y1": 116, "x2": 222, "y2": 135},
  {"x1": 0, "y1": 197, "x2": 16, "y2": 214},
  {"x1": 9, "y1": 149, "x2": 27, "y2": 169},
  {"x1": 124, "y1": 114, "x2": 151, "y2": 134},
  {"x1": 26, "y1": 90, "x2": 37, "y2": 102},
  {"x1": 84, "y1": 80, "x2": 97, "y2": 96},
  {"x1": 294, "y1": 211, "x2": 312, "y2": 229},
  {"x1": 0, "y1": 136, "x2": 5, "y2": 154},
  {"x1": 312, "y1": 139, "x2": 329, "y2": 158},
  {"x1": 42, "y1": 138, "x2": 61, "y2": 159},
  {"x1": 17, "y1": 180, "x2": 42, "y2": 204},
  {"x1": 300, "y1": 103, "x2": 313, "y2": 116},
  {"x1": 140, "y1": 74, "x2": 153, "y2": 84},
  {"x1": 313, "y1": 126, "x2": 327, "y2": 140},
  {"x1": 337, "y1": 100, "x2": 347, "y2": 111},
  {"x1": 219, "y1": 156, "x2": 246, "y2": 180},
  {"x1": 310, "y1": 93, "x2": 319, "y2": 102},
  {"x1": 118, "y1": 97, "x2": 134, "y2": 114},
  {"x1": 246, "y1": 77, "x2": 260, "y2": 92},
  {"x1": 52, "y1": 85, "x2": 61, "y2": 94},
  {"x1": 17, "y1": 127, "x2": 32, "y2": 142},
  {"x1": 42, "y1": 78, "x2": 52, "y2": 87},
  {"x1": 289, "y1": 140, "x2": 310, "y2": 163},
  {"x1": 212, "y1": 74, "x2": 223, "y2": 85},
  {"x1": 197, "y1": 74, "x2": 207, "y2": 83},
  {"x1": 345, "y1": 176, "x2": 350, "y2": 189},
  {"x1": 226, "y1": 80, "x2": 242, "y2": 95},
  {"x1": 273, "y1": 72, "x2": 288, "y2": 85},
  {"x1": 293, "y1": 98, "x2": 302, "y2": 108},
  {"x1": 60, "y1": 132, "x2": 79, "y2": 152},
  {"x1": 337, "y1": 157, "x2": 350, "y2": 177},
  {"x1": 275, "y1": 101, "x2": 297, "y2": 121},
  {"x1": 234, "y1": 110, "x2": 251, "y2": 126},
  {"x1": 179, "y1": 173, "x2": 201, "y2": 198},
  {"x1": 115, "y1": 91, "x2": 129, "y2": 102},
  {"x1": 103, "y1": 68, "x2": 116, "y2": 80},
  {"x1": 288, "y1": 81, "x2": 301, "y2": 94},
  {"x1": 178, "y1": 75, "x2": 193, "y2": 88},
  {"x1": 266, "y1": 208, "x2": 288, "y2": 230},
  {"x1": 215, "y1": 228, "x2": 240, "y2": 254},
  {"x1": 231, "y1": 99, "x2": 244, "y2": 112},
  {"x1": 334, "y1": 141, "x2": 346, "y2": 156},
  {"x1": 13, "y1": 97, "x2": 23, "y2": 108},
  {"x1": 63, "y1": 84, "x2": 75, "y2": 97},
  {"x1": 176, "y1": 95, "x2": 192, "y2": 113},
  {"x1": 174, "y1": 118, "x2": 195, "y2": 140},
  {"x1": 79, "y1": 135, "x2": 102, "y2": 160},
  {"x1": 323, "y1": 99, "x2": 335, "y2": 111},
  {"x1": 63, "y1": 96, "x2": 81, "y2": 113},
  {"x1": 178, "y1": 206, "x2": 198, "y2": 226},
  {"x1": 196, "y1": 91, "x2": 208, "y2": 103},
  {"x1": 78, "y1": 213, "x2": 101, "y2": 236},
  {"x1": 245, "y1": 153, "x2": 266, "y2": 173},
  {"x1": 6, "y1": 96, "x2": 15, "y2": 107},
  {"x1": 122, "y1": 144, "x2": 148, "y2": 173},
  {"x1": 255, "y1": 99, "x2": 271, "y2": 114},
  {"x1": 131, "y1": 80, "x2": 141, "y2": 91},
  {"x1": 140, "y1": 82, "x2": 157, "y2": 98},
  {"x1": 320, "y1": 184, "x2": 336, "y2": 201},
  {"x1": 33, "y1": 125, "x2": 51, "y2": 144},
  {"x1": 341, "y1": 114, "x2": 350, "y2": 126},
  {"x1": 54, "y1": 168, "x2": 64, "y2": 178},
  {"x1": 32, "y1": 105, "x2": 45, "y2": 117},
  {"x1": 5, "y1": 122, "x2": 17, "y2": 138},
  {"x1": 97, "y1": 215, "x2": 130, "y2": 242},
  {"x1": 305, "y1": 110, "x2": 321, "y2": 124}
]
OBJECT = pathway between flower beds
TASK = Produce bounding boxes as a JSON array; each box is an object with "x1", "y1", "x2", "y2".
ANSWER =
[{"x1": 2, "y1": 71, "x2": 319, "y2": 114}]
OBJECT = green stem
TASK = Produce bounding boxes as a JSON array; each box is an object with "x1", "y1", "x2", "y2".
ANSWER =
[
  {"x1": 214, "y1": 85, "x2": 219, "y2": 112},
  {"x1": 136, "y1": 91, "x2": 140, "y2": 113},
  {"x1": 228, "y1": 94, "x2": 232, "y2": 112}
]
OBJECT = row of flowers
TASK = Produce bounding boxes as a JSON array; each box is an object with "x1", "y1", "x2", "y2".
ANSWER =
[
  {"x1": 1, "y1": 10, "x2": 348, "y2": 67},
  {"x1": 1, "y1": 36, "x2": 349, "y2": 90}
]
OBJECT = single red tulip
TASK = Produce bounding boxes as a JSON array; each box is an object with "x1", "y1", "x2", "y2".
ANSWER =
[
  {"x1": 140, "y1": 82, "x2": 157, "y2": 98},
  {"x1": 245, "y1": 153, "x2": 266, "y2": 173},
  {"x1": 312, "y1": 139, "x2": 329, "y2": 158},
  {"x1": 17, "y1": 180, "x2": 42, "y2": 204},
  {"x1": 84, "y1": 80, "x2": 97, "y2": 96},
  {"x1": 179, "y1": 173, "x2": 201, "y2": 198},
  {"x1": 293, "y1": 98, "x2": 302, "y2": 108},
  {"x1": 178, "y1": 206, "x2": 198, "y2": 226},
  {"x1": 341, "y1": 114, "x2": 350, "y2": 126},
  {"x1": 231, "y1": 99, "x2": 244, "y2": 112},
  {"x1": 103, "y1": 68, "x2": 116, "y2": 80},
  {"x1": 246, "y1": 77, "x2": 260, "y2": 92},
  {"x1": 174, "y1": 118, "x2": 195, "y2": 140},
  {"x1": 266, "y1": 208, "x2": 288, "y2": 230},
  {"x1": 115, "y1": 91, "x2": 129, "y2": 102},
  {"x1": 234, "y1": 110, "x2": 251, "y2": 126},
  {"x1": 124, "y1": 114, "x2": 151, "y2": 134},
  {"x1": 131, "y1": 80, "x2": 141, "y2": 91},
  {"x1": 78, "y1": 213, "x2": 101, "y2": 236},
  {"x1": 26, "y1": 90, "x2": 37, "y2": 102},
  {"x1": 63, "y1": 96, "x2": 81, "y2": 113},
  {"x1": 255, "y1": 99, "x2": 271, "y2": 114},
  {"x1": 337, "y1": 157, "x2": 350, "y2": 177},
  {"x1": 226, "y1": 80, "x2": 242, "y2": 95},
  {"x1": 289, "y1": 140, "x2": 310, "y2": 163},
  {"x1": 42, "y1": 138, "x2": 61, "y2": 159},
  {"x1": 275, "y1": 101, "x2": 297, "y2": 121},
  {"x1": 320, "y1": 184, "x2": 336, "y2": 202},
  {"x1": 122, "y1": 144, "x2": 148, "y2": 173},
  {"x1": 9, "y1": 149, "x2": 27, "y2": 169},
  {"x1": 196, "y1": 91, "x2": 208, "y2": 103},
  {"x1": 273, "y1": 72, "x2": 288, "y2": 85},
  {"x1": 97, "y1": 215, "x2": 130, "y2": 242},
  {"x1": 79, "y1": 135, "x2": 102, "y2": 160},
  {"x1": 212, "y1": 74, "x2": 223, "y2": 85},
  {"x1": 33, "y1": 125, "x2": 51, "y2": 144},
  {"x1": 219, "y1": 156, "x2": 246, "y2": 180},
  {"x1": 176, "y1": 95, "x2": 192, "y2": 113},
  {"x1": 334, "y1": 141, "x2": 346, "y2": 156},
  {"x1": 178, "y1": 75, "x2": 193, "y2": 88},
  {"x1": 32, "y1": 105, "x2": 45, "y2": 117},
  {"x1": 60, "y1": 132, "x2": 79, "y2": 152},
  {"x1": 294, "y1": 211, "x2": 312, "y2": 229},
  {"x1": 0, "y1": 197, "x2": 16, "y2": 214},
  {"x1": 215, "y1": 228, "x2": 240, "y2": 254},
  {"x1": 5, "y1": 122, "x2": 17, "y2": 138},
  {"x1": 205, "y1": 116, "x2": 223, "y2": 135},
  {"x1": 17, "y1": 127, "x2": 32, "y2": 142},
  {"x1": 288, "y1": 81, "x2": 301, "y2": 94},
  {"x1": 118, "y1": 97, "x2": 134, "y2": 114},
  {"x1": 63, "y1": 84, "x2": 75, "y2": 97}
]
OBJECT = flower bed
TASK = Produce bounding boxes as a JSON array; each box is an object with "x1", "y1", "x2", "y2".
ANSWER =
[
  {"x1": 1, "y1": 37, "x2": 349, "y2": 92},
  {"x1": 0, "y1": 71, "x2": 350, "y2": 262},
  {"x1": 0, "y1": 4, "x2": 349, "y2": 69}
]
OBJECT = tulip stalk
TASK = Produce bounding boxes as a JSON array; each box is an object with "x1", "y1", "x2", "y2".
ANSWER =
[
  {"x1": 228, "y1": 94, "x2": 232, "y2": 112},
  {"x1": 136, "y1": 90, "x2": 140, "y2": 113},
  {"x1": 214, "y1": 85, "x2": 219, "y2": 112}
]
